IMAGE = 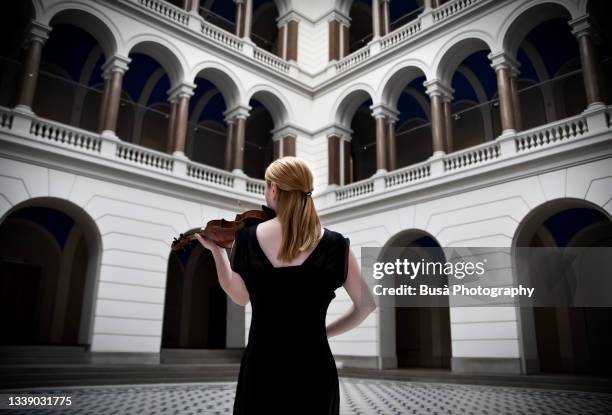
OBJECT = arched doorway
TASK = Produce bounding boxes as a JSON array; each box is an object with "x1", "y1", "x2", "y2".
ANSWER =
[{"x1": 514, "y1": 198, "x2": 612, "y2": 375}]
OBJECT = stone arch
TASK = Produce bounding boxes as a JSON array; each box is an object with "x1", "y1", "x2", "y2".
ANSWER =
[
  {"x1": 190, "y1": 62, "x2": 243, "y2": 109},
  {"x1": 379, "y1": 60, "x2": 429, "y2": 110},
  {"x1": 433, "y1": 33, "x2": 496, "y2": 86},
  {"x1": 332, "y1": 84, "x2": 376, "y2": 126},
  {"x1": 0, "y1": 197, "x2": 103, "y2": 346},
  {"x1": 124, "y1": 35, "x2": 187, "y2": 87},
  {"x1": 246, "y1": 85, "x2": 292, "y2": 128}
]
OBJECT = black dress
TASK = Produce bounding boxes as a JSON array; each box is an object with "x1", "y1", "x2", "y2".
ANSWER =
[{"x1": 230, "y1": 223, "x2": 350, "y2": 415}]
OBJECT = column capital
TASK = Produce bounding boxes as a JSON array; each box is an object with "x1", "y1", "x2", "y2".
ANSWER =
[
  {"x1": 277, "y1": 11, "x2": 302, "y2": 27},
  {"x1": 322, "y1": 123, "x2": 352, "y2": 140},
  {"x1": 167, "y1": 81, "x2": 196, "y2": 101},
  {"x1": 101, "y1": 55, "x2": 131, "y2": 79},
  {"x1": 569, "y1": 15, "x2": 594, "y2": 39},
  {"x1": 325, "y1": 11, "x2": 351, "y2": 26},
  {"x1": 223, "y1": 104, "x2": 251, "y2": 120},
  {"x1": 488, "y1": 51, "x2": 521, "y2": 73},
  {"x1": 369, "y1": 103, "x2": 399, "y2": 119},
  {"x1": 423, "y1": 79, "x2": 454, "y2": 99},
  {"x1": 24, "y1": 21, "x2": 52, "y2": 47},
  {"x1": 271, "y1": 124, "x2": 298, "y2": 140}
]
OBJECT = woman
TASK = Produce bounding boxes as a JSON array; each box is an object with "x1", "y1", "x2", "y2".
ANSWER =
[{"x1": 195, "y1": 156, "x2": 377, "y2": 414}]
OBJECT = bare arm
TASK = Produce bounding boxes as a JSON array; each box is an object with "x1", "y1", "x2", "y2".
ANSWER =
[
  {"x1": 326, "y1": 247, "x2": 377, "y2": 338},
  {"x1": 195, "y1": 233, "x2": 250, "y2": 306}
]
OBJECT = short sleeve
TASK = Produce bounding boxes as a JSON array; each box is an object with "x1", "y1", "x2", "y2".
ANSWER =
[{"x1": 229, "y1": 227, "x2": 248, "y2": 275}]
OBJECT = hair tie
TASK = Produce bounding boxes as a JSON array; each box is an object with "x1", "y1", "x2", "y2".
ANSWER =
[{"x1": 303, "y1": 191, "x2": 312, "y2": 198}]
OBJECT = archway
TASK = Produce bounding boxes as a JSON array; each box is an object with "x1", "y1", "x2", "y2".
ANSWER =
[{"x1": 514, "y1": 198, "x2": 612, "y2": 375}]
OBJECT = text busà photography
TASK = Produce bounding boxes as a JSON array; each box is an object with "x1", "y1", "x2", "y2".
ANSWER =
[{"x1": 1, "y1": 0, "x2": 612, "y2": 414}]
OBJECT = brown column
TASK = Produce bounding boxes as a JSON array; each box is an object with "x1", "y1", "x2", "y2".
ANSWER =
[
  {"x1": 189, "y1": 0, "x2": 200, "y2": 13},
  {"x1": 174, "y1": 97, "x2": 190, "y2": 153},
  {"x1": 286, "y1": 20, "x2": 299, "y2": 62},
  {"x1": 235, "y1": 0, "x2": 244, "y2": 37},
  {"x1": 97, "y1": 75, "x2": 111, "y2": 132},
  {"x1": 381, "y1": 0, "x2": 391, "y2": 36},
  {"x1": 16, "y1": 27, "x2": 49, "y2": 110},
  {"x1": 328, "y1": 20, "x2": 340, "y2": 61},
  {"x1": 224, "y1": 120, "x2": 235, "y2": 171},
  {"x1": 443, "y1": 98, "x2": 453, "y2": 153},
  {"x1": 283, "y1": 135, "x2": 296, "y2": 156},
  {"x1": 509, "y1": 75, "x2": 522, "y2": 132},
  {"x1": 576, "y1": 30, "x2": 603, "y2": 106},
  {"x1": 328, "y1": 134, "x2": 341, "y2": 185},
  {"x1": 273, "y1": 139, "x2": 281, "y2": 160},
  {"x1": 233, "y1": 116, "x2": 246, "y2": 170},
  {"x1": 342, "y1": 24, "x2": 350, "y2": 57},
  {"x1": 343, "y1": 140, "x2": 351, "y2": 185},
  {"x1": 495, "y1": 66, "x2": 516, "y2": 132},
  {"x1": 243, "y1": 0, "x2": 253, "y2": 39},
  {"x1": 386, "y1": 119, "x2": 397, "y2": 171},
  {"x1": 277, "y1": 25, "x2": 286, "y2": 59},
  {"x1": 372, "y1": 0, "x2": 381, "y2": 39},
  {"x1": 101, "y1": 70, "x2": 125, "y2": 134},
  {"x1": 430, "y1": 94, "x2": 446, "y2": 154},
  {"x1": 375, "y1": 115, "x2": 387, "y2": 171},
  {"x1": 166, "y1": 100, "x2": 178, "y2": 153}
]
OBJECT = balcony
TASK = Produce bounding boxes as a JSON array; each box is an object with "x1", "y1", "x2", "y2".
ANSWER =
[{"x1": 2, "y1": 105, "x2": 609, "y2": 214}]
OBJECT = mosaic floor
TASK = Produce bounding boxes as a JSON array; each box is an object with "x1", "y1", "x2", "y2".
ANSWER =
[{"x1": 1, "y1": 377, "x2": 611, "y2": 414}]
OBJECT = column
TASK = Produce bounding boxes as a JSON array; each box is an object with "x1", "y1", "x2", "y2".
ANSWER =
[
  {"x1": 273, "y1": 138, "x2": 281, "y2": 160},
  {"x1": 169, "y1": 83, "x2": 195, "y2": 156},
  {"x1": 282, "y1": 135, "x2": 296, "y2": 156},
  {"x1": 372, "y1": 0, "x2": 381, "y2": 39},
  {"x1": 277, "y1": 24, "x2": 286, "y2": 59},
  {"x1": 342, "y1": 24, "x2": 350, "y2": 58},
  {"x1": 343, "y1": 138, "x2": 352, "y2": 184},
  {"x1": 509, "y1": 69, "x2": 522, "y2": 132},
  {"x1": 99, "y1": 55, "x2": 130, "y2": 137},
  {"x1": 489, "y1": 52, "x2": 518, "y2": 134},
  {"x1": 97, "y1": 73, "x2": 111, "y2": 133},
  {"x1": 166, "y1": 99, "x2": 178, "y2": 154},
  {"x1": 386, "y1": 115, "x2": 398, "y2": 171},
  {"x1": 328, "y1": 19, "x2": 340, "y2": 61},
  {"x1": 224, "y1": 118, "x2": 235, "y2": 171},
  {"x1": 243, "y1": 0, "x2": 253, "y2": 39},
  {"x1": 570, "y1": 16, "x2": 604, "y2": 107},
  {"x1": 188, "y1": 0, "x2": 200, "y2": 14},
  {"x1": 235, "y1": 0, "x2": 244, "y2": 37},
  {"x1": 425, "y1": 80, "x2": 452, "y2": 156},
  {"x1": 442, "y1": 95, "x2": 453, "y2": 153},
  {"x1": 229, "y1": 107, "x2": 249, "y2": 172},
  {"x1": 286, "y1": 20, "x2": 299, "y2": 62},
  {"x1": 15, "y1": 21, "x2": 51, "y2": 113},
  {"x1": 371, "y1": 107, "x2": 388, "y2": 172},
  {"x1": 381, "y1": 0, "x2": 391, "y2": 36},
  {"x1": 328, "y1": 134, "x2": 341, "y2": 185}
]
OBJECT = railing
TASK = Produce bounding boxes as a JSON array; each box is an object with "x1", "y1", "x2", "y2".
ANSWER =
[
  {"x1": 335, "y1": 47, "x2": 371, "y2": 73},
  {"x1": 0, "y1": 107, "x2": 13, "y2": 130},
  {"x1": 385, "y1": 160, "x2": 431, "y2": 188},
  {"x1": 200, "y1": 20, "x2": 243, "y2": 52},
  {"x1": 138, "y1": 0, "x2": 189, "y2": 26},
  {"x1": 444, "y1": 140, "x2": 501, "y2": 172},
  {"x1": 335, "y1": 178, "x2": 375, "y2": 201},
  {"x1": 186, "y1": 161, "x2": 235, "y2": 188},
  {"x1": 116, "y1": 141, "x2": 174, "y2": 172},
  {"x1": 253, "y1": 48, "x2": 290, "y2": 73},
  {"x1": 245, "y1": 179, "x2": 265, "y2": 195},
  {"x1": 30, "y1": 117, "x2": 102, "y2": 153},
  {"x1": 433, "y1": 0, "x2": 483, "y2": 22},
  {"x1": 515, "y1": 114, "x2": 588, "y2": 153},
  {"x1": 380, "y1": 20, "x2": 422, "y2": 51}
]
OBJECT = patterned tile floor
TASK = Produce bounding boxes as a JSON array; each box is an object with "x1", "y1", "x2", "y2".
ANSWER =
[{"x1": 1, "y1": 377, "x2": 611, "y2": 414}]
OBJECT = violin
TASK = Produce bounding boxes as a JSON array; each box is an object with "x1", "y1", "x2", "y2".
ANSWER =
[{"x1": 171, "y1": 204, "x2": 276, "y2": 251}]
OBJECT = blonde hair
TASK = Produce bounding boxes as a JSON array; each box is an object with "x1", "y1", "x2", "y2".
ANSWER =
[{"x1": 264, "y1": 156, "x2": 322, "y2": 263}]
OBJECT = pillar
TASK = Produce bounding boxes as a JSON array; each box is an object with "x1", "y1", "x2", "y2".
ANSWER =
[
  {"x1": 243, "y1": 0, "x2": 253, "y2": 39},
  {"x1": 386, "y1": 116, "x2": 397, "y2": 171},
  {"x1": 188, "y1": 0, "x2": 200, "y2": 14},
  {"x1": 328, "y1": 134, "x2": 341, "y2": 185},
  {"x1": 442, "y1": 96, "x2": 453, "y2": 153},
  {"x1": 381, "y1": 0, "x2": 391, "y2": 36},
  {"x1": 329, "y1": 19, "x2": 340, "y2": 61},
  {"x1": 169, "y1": 83, "x2": 195, "y2": 156},
  {"x1": 283, "y1": 135, "x2": 296, "y2": 156},
  {"x1": 509, "y1": 70, "x2": 522, "y2": 132},
  {"x1": 166, "y1": 99, "x2": 178, "y2": 154},
  {"x1": 15, "y1": 22, "x2": 51, "y2": 113},
  {"x1": 273, "y1": 138, "x2": 281, "y2": 160},
  {"x1": 372, "y1": 0, "x2": 381, "y2": 39},
  {"x1": 425, "y1": 80, "x2": 452, "y2": 156},
  {"x1": 489, "y1": 52, "x2": 519, "y2": 134},
  {"x1": 374, "y1": 113, "x2": 388, "y2": 172},
  {"x1": 99, "y1": 56, "x2": 130, "y2": 136},
  {"x1": 570, "y1": 16, "x2": 604, "y2": 107},
  {"x1": 97, "y1": 73, "x2": 111, "y2": 133},
  {"x1": 277, "y1": 24, "x2": 286, "y2": 59},
  {"x1": 342, "y1": 24, "x2": 350, "y2": 58},
  {"x1": 235, "y1": 0, "x2": 244, "y2": 37},
  {"x1": 224, "y1": 118, "x2": 235, "y2": 171},
  {"x1": 286, "y1": 20, "x2": 299, "y2": 62},
  {"x1": 230, "y1": 107, "x2": 249, "y2": 172}
]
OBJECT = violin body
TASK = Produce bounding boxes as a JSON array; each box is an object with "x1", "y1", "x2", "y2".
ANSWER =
[{"x1": 171, "y1": 204, "x2": 276, "y2": 251}]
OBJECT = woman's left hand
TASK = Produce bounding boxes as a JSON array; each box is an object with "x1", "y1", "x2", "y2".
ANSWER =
[{"x1": 194, "y1": 230, "x2": 220, "y2": 252}]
